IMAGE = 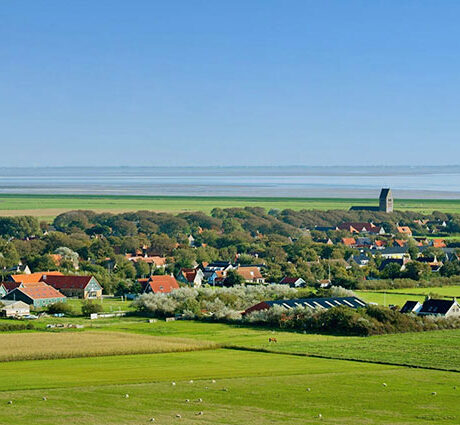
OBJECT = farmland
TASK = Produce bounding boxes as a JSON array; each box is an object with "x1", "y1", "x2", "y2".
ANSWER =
[
  {"x1": 1, "y1": 194, "x2": 460, "y2": 220},
  {"x1": 0, "y1": 317, "x2": 458, "y2": 424}
]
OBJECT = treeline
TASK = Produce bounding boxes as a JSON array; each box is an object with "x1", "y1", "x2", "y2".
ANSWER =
[{"x1": 0, "y1": 207, "x2": 459, "y2": 294}]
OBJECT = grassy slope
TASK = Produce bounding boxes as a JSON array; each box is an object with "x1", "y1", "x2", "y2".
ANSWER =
[
  {"x1": 0, "y1": 194, "x2": 460, "y2": 219},
  {"x1": 385, "y1": 286, "x2": 460, "y2": 298},
  {"x1": 0, "y1": 350, "x2": 458, "y2": 425}
]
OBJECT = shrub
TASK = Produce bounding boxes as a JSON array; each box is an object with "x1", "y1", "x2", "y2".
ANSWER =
[
  {"x1": 47, "y1": 302, "x2": 74, "y2": 315},
  {"x1": 81, "y1": 300, "x2": 104, "y2": 316}
]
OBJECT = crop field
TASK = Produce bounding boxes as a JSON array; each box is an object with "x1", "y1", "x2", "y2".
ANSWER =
[
  {"x1": 0, "y1": 349, "x2": 459, "y2": 425},
  {"x1": 0, "y1": 331, "x2": 216, "y2": 362},
  {"x1": 0, "y1": 194, "x2": 460, "y2": 219}
]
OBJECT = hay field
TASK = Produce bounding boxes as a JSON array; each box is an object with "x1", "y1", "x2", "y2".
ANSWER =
[{"x1": 0, "y1": 331, "x2": 217, "y2": 362}]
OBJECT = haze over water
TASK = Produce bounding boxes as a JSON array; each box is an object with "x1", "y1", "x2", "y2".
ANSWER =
[{"x1": 0, "y1": 166, "x2": 459, "y2": 199}]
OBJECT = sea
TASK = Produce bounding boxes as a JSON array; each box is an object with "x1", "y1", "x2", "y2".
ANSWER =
[{"x1": 0, "y1": 166, "x2": 459, "y2": 199}]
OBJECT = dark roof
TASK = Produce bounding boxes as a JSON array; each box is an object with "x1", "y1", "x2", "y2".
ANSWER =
[
  {"x1": 379, "y1": 258, "x2": 405, "y2": 271},
  {"x1": 265, "y1": 296, "x2": 366, "y2": 310},
  {"x1": 279, "y1": 277, "x2": 304, "y2": 284},
  {"x1": 400, "y1": 300, "x2": 420, "y2": 313},
  {"x1": 379, "y1": 188, "x2": 391, "y2": 200},
  {"x1": 419, "y1": 298, "x2": 457, "y2": 315},
  {"x1": 42, "y1": 275, "x2": 96, "y2": 290},
  {"x1": 349, "y1": 206, "x2": 380, "y2": 211}
]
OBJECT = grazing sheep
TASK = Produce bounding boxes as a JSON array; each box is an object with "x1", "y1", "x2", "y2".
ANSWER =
[
  {"x1": 172, "y1": 382, "x2": 176, "y2": 386},
  {"x1": 432, "y1": 392, "x2": 437, "y2": 396},
  {"x1": 318, "y1": 413, "x2": 323, "y2": 419},
  {"x1": 42, "y1": 397, "x2": 47, "y2": 401},
  {"x1": 306, "y1": 388, "x2": 311, "y2": 392},
  {"x1": 176, "y1": 414, "x2": 182, "y2": 418},
  {"x1": 196, "y1": 411, "x2": 204, "y2": 416},
  {"x1": 185, "y1": 399, "x2": 190, "y2": 403},
  {"x1": 454, "y1": 386, "x2": 457, "y2": 390},
  {"x1": 125, "y1": 394, "x2": 129, "y2": 398},
  {"x1": 150, "y1": 418, "x2": 155, "y2": 422},
  {"x1": 7, "y1": 401, "x2": 13, "y2": 405},
  {"x1": 189, "y1": 380, "x2": 194, "y2": 384},
  {"x1": 212, "y1": 379, "x2": 216, "y2": 383},
  {"x1": 197, "y1": 398, "x2": 203, "y2": 403},
  {"x1": 382, "y1": 383, "x2": 387, "y2": 387}
]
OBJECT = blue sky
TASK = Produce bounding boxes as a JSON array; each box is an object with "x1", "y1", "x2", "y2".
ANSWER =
[{"x1": 1, "y1": 1, "x2": 459, "y2": 166}]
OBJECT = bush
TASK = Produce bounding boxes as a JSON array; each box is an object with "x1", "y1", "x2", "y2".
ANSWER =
[
  {"x1": 0, "y1": 322, "x2": 35, "y2": 332},
  {"x1": 81, "y1": 300, "x2": 104, "y2": 316},
  {"x1": 47, "y1": 302, "x2": 74, "y2": 315}
]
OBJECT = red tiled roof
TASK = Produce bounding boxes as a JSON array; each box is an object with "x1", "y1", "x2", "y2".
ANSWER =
[
  {"x1": 432, "y1": 239, "x2": 446, "y2": 248},
  {"x1": 237, "y1": 266, "x2": 263, "y2": 280},
  {"x1": 146, "y1": 275, "x2": 179, "y2": 294},
  {"x1": 10, "y1": 272, "x2": 63, "y2": 283},
  {"x1": 342, "y1": 237, "x2": 356, "y2": 246},
  {"x1": 15, "y1": 283, "x2": 66, "y2": 300},
  {"x1": 41, "y1": 275, "x2": 94, "y2": 290}
]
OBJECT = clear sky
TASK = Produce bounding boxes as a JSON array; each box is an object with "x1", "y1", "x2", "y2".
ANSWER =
[{"x1": 1, "y1": 0, "x2": 459, "y2": 166}]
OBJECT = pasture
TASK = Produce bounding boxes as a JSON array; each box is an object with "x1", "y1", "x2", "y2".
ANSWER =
[
  {"x1": 0, "y1": 349, "x2": 458, "y2": 425},
  {"x1": 0, "y1": 194, "x2": 460, "y2": 219},
  {"x1": 385, "y1": 285, "x2": 460, "y2": 298}
]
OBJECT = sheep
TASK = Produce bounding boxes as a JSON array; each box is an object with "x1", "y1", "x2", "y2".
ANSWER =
[
  {"x1": 432, "y1": 392, "x2": 437, "y2": 396},
  {"x1": 196, "y1": 411, "x2": 204, "y2": 416},
  {"x1": 175, "y1": 414, "x2": 182, "y2": 418},
  {"x1": 125, "y1": 394, "x2": 129, "y2": 398},
  {"x1": 317, "y1": 413, "x2": 323, "y2": 419},
  {"x1": 197, "y1": 398, "x2": 203, "y2": 403},
  {"x1": 150, "y1": 418, "x2": 155, "y2": 422},
  {"x1": 211, "y1": 379, "x2": 216, "y2": 384},
  {"x1": 171, "y1": 382, "x2": 176, "y2": 386},
  {"x1": 185, "y1": 399, "x2": 190, "y2": 403},
  {"x1": 7, "y1": 401, "x2": 13, "y2": 405},
  {"x1": 306, "y1": 388, "x2": 311, "y2": 392},
  {"x1": 382, "y1": 383, "x2": 387, "y2": 387},
  {"x1": 189, "y1": 380, "x2": 194, "y2": 384},
  {"x1": 42, "y1": 397, "x2": 47, "y2": 401}
]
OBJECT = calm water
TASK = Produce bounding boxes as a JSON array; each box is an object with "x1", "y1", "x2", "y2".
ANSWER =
[{"x1": 0, "y1": 166, "x2": 459, "y2": 198}]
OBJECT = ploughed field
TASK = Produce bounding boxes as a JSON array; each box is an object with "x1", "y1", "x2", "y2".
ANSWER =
[
  {"x1": 1, "y1": 194, "x2": 460, "y2": 219},
  {"x1": 0, "y1": 319, "x2": 459, "y2": 424}
]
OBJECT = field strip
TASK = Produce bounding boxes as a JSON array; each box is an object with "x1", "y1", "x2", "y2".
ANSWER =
[
  {"x1": 224, "y1": 346, "x2": 460, "y2": 373},
  {"x1": 0, "y1": 331, "x2": 219, "y2": 362}
]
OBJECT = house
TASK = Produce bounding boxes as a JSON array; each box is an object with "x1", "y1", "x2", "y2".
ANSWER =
[
  {"x1": 338, "y1": 222, "x2": 385, "y2": 235},
  {"x1": 350, "y1": 188, "x2": 393, "y2": 213},
  {"x1": 41, "y1": 275, "x2": 103, "y2": 299},
  {"x1": 2, "y1": 282, "x2": 66, "y2": 308},
  {"x1": 177, "y1": 268, "x2": 204, "y2": 287},
  {"x1": 378, "y1": 258, "x2": 408, "y2": 272},
  {"x1": 348, "y1": 254, "x2": 370, "y2": 267},
  {"x1": 244, "y1": 296, "x2": 367, "y2": 315},
  {"x1": 400, "y1": 300, "x2": 422, "y2": 314},
  {"x1": 236, "y1": 266, "x2": 265, "y2": 284},
  {"x1": 397, "y1": 226, "x2": 413, "y2": 236},
  {"x1": 126, "y1": 255, "x2": 169, "y2": 269},
  {"x1": 279, "y1": 277, "x2": 306, "y2": 288},
  {"x1": 1, "y1": 300, "x2": 30, "y2": 317},
  {"x1": 393, "y1": 239, "x2": 408, "y2": 248},
  {"x1": 416, "y1": 256, "x2": 443, "y2": 272},
  {"x1": 430, "y1": 239, "x2": 447, "y2": 248},
  {"x1": 4, "y1": 264, "x2": 31, "y2": 275},
  {"x1": 417, "y1": 298, "x2": 460, "y2": 317},
  {"x1": 143, "y1": 275, "x2": 179, "y2": 294},
  {"x1": 317, "y1": 279, "x2": 332, "y2": 288},
  {"x1": 371, "y1": 246, "x2": 410, "y2": 260},
  {"x1": 0, "y1": 284, "x2": 7, "y2": 298},
  {"x1": 341, "y1": 237, "x2": 356, "y2": 247}
]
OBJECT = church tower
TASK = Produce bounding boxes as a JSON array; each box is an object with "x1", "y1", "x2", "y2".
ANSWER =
[{"x1": 379, "y1": 188, "x2": 393, "y2": 213}]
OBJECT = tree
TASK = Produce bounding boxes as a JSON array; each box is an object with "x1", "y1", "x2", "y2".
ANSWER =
[
  {"x1": 223, "y1": 270, "x2": 245, "y2": 287},
  {"x1": 134, "y1": 260, "x2": 150, "y2": 278},
  {"x1": 405, "y1": 261, "x2": 431, "y2": 280},
  {"x1": 47, "y1": 302, "x2": 74, "y2": 315}
]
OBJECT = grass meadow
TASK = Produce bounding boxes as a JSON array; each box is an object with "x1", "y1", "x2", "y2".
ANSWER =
[
  {"x1": 0, "y1": 349, "x2": 458, "y2": 425},
  {"x1": 1, "y1": 194, "x2": 460, "y2": 219}
]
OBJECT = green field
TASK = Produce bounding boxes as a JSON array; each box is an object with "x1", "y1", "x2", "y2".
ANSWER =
[
  {"x1": 0, "y1": 318, "x2": 459, "y2": 424},
  {"x1": 385, "y1": 286, "x2": 460, "y2": 298},
  {"x1": 1, "y1": 194, "x2": 460, "y2": 219},
  {"x1": 355, "y1": 290, "x2": 426, "y2": 306}
]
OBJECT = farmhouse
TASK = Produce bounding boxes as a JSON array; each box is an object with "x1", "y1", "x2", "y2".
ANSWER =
[
  {"x1": 143, "y1": 275, "x2": 179, "y2": 294},
  {"x1": 1, "y1": 300, "x2": 30, "y2": 317},
  {"x1": 8, "y1": 271, "x2": 63, "y2": 284},
  {"x1": 244, "y1": 296, "x2": 366, "y2": 315},
  {"x1": 236, "y1": 266, "x2": 265, "y2": 284},
  {"x1": 279, "y1": 277, "x2": 306, "y2": 287},
  {"x1": 177, "y1": 268, "x2": 204, "y2": 287},
  {"x1": 400, "y1": 300, "x2": 422, "y2": 314},
  {"x1": 417, "y1": 298, "x2": 460, "y2": 317},
  {"x1": 41, "y1": 275, "x2": 103, "y2": 299},
  {"x1": 2, "y1": 282, "x2": 66, "y2": 308}
]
